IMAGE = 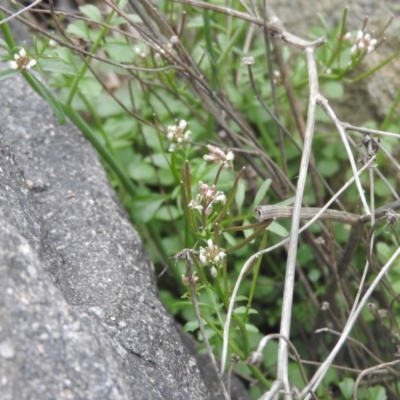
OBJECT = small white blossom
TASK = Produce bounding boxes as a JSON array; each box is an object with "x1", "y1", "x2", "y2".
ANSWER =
[
  {"x1": 198, "y1": 181, "x2": 226, "y2": 204},
  {"x1": 199, "y1": 239, "x2": 225, "y2": 267},
  {"x1": 170, "y1": 35, "x2": 179, "y2": 44},
  {"x1": 134, "y1": 46, "x2": 148, "y2": 58},
  {"x1": 10, "y1": 48, "x2": 36, "y2": 71},
  {"x1": 349, "y1": 30, "x2": 378, "y2": 55},
  {"x1": 242, "y1": 56, "x2": 254, "y2": 65},
  {"x1": 188, "y1": 196, "x2": 203, "y2": 211},
  {"x1": 203, "y1": 145, "x2": 234, "y2": 168},
  {"x1": 166, "y1": 119, "x2": 191, "y2": 152},
  {"x1": 189, "y1": 181, "x2": 226, "y2": 215},
  {"x1": 343, "y1": 32, "x2": 351, "y2": 41}
]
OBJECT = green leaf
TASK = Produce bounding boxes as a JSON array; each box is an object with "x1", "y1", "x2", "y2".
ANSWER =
[
  {"x1": 234, "y1": 306, "x2": 258, "y2": 315},
  {"x1": 367, "y1": 385, "x2": 387, "y2": 400},
  {"x1": 0, "y1": 36, "x2": 8, "y2": 48},
  {"x1": 38, "y1": 59, "x2": 79, "y2": 76},
  {"x1": 254, "y1": 179, "x2": 271, "y2": 207},
  {"x1": 279, "y1": 197, "x2": 295, "y2": 206},
  {"x1": 103, "y1": 42, "x2": 136, "y2": 63},
  {"x1": 128, "y1": 161, "x2": 155, "y2": 182},
  {"x1": 118, "y1": 0, "x2": 128, "y2": 9},
  {"x1": 130, "y1": 195, "x2": 168, "y2": 223},
  {"x1": 183, "y1": 320, "x2": 200, "y2": 332},
  {"x1": 0, "y1": 68, "x2": 19, "y2": 82},
  {"x1": 79, "y1": 4, "x2": 102, "y2": 23},
  {"x1": 223, "y1": 232, "x2": 237, "y2": 247},
  {"x1": 24, "y1": 73, "x2": 66, "y2": 125},
  {"x1": 338, "y1": 377, "x2": 355, "y2": 400},
  {"x1": 154, "y1": 205, "x2": 183, "y2": 221},
  {"x1": 66, "y1": 21, "x2": 91, "y2": 41},
  {"x1": 235, "y1": 179, "x2": 245, "y2": 211},
  {"x1": 318, "y1": 159, "x2": 339, "y2": 177},
  {"x1": 78, "y1": 77, "x2": 102, "y2": 97},
  {"x1": 244, "y1": 323, "x2": 259, "y2": 333},
  {"x1": 109, "y1": 14, "x2": 142, "y2": 26},
  {"x1": 268, "y1": 221, "x2": 289, "y2": 237}
]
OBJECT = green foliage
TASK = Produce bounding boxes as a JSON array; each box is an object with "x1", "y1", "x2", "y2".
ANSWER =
[{"x1": 2, "y1": 2, "x2": 400, "y2": 398}]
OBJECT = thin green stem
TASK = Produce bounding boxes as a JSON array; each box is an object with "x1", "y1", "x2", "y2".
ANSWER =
[
  {"x1": 0, "y1": 10, "x2": 16, "y2": 49},
  {"x1": 245, "y1": 231, "x2": 268, "y2": 322}
]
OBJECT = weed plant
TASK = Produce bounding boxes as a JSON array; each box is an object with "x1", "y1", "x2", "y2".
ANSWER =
[{"x1": 1, "y1": 1, "x2": 400, "y2": 398}]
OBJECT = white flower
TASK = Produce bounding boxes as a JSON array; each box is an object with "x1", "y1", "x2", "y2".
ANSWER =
[
  {"x1": 166, "y1": 119, "x2": 191, "y2": 152},
  {"x1": 351, "y1": 30, "x2": 378, "y2": 55},
  {"x1": 10, "y1": 48, "x2": 36, "y2": 71},
  {"x1": 203, "y1": 145, "x2": 234, "y2": 168},
  {"x1": 242, "y1": 56, "x2": 254, "y2": 65},
  {"x1": 199, "y1": 239, "x2": 225, "y2": 267},
  {"x1": 343, "y1": 32, "x2": 351, "y2": 41},
  {"x1": 188, "y1": 196, "x2": 203, "y2": 211},
  {"x1": 189, "y1": 181, "x2": 226, "y2": 215},
  {"x1": 199, "y1": 251, "x2": 207, "y2": 265}
]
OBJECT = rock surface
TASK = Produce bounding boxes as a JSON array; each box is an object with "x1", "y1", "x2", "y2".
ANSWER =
[{"x1": 0, "y1": 74, "x2": 214, "y2": 400}]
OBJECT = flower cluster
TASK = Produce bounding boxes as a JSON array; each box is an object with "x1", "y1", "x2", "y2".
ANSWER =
[
  {"x1": 345, "y1": 30, "x2": 377, "y2": 54},
  {"x1": 166, "y1": 119, "x2": 191, "y2": 152},
  {"x1": 155, "y1": 35, "x2": 179, "y2": 63},
  {"x1": 199, "y1": 239, "x2": 226, "y2": 269},
  {"x1": 203, "y1": 145, "x2": 234, "y2": 168},
  {"x1": 10, "y1": 48, "x2": 36, "y2": 71},
  {"x1": 188, "y1": 181, "x2": 226, "y2": 215}
]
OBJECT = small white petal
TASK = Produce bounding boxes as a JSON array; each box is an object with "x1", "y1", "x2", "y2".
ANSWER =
[
  {"x1": 19, "y1": 48, "x2": 26, "y2": 57},
  {"x1": 210, "y1": 266, "x2": 217, "y2": 278},
  {"x1": 178, "y1": 120, "x2": 187, "y2": 130},
  {"x1": 199, "y1": 250, "x2": 207, "y2": 265},
  {"x1": 26, "y1": 59, "x2": 36, "y2": 70},
  {"x1": 369, "y1": 39, "x2": 377, "y2": 47},
  {"x1": 214, "y1": 193, "x2": 226, "y2": 203},
  {"x1": 207, "y1": 239, "x2": 214, "y2": 250},
  {"x1": 356, "y1": 30, "x2": 363, "y2": 41},
  {"x1": 9, "y1": 61, "x2": 18, "y2": 69},
  {"x1": 168, "y1": 143, "x2": 176, "y2": 152},
  {"x1": 226, "y1": 151, "x2": 234, "y2": 161}
]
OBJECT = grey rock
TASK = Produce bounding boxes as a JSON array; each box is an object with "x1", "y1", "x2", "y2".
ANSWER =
[
  {"x1": 0, "y1": 74, "x2": 246, "y2": 400},
  {"x1": 0, "y1": 73, "x2": 214, "y2": 399}
]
